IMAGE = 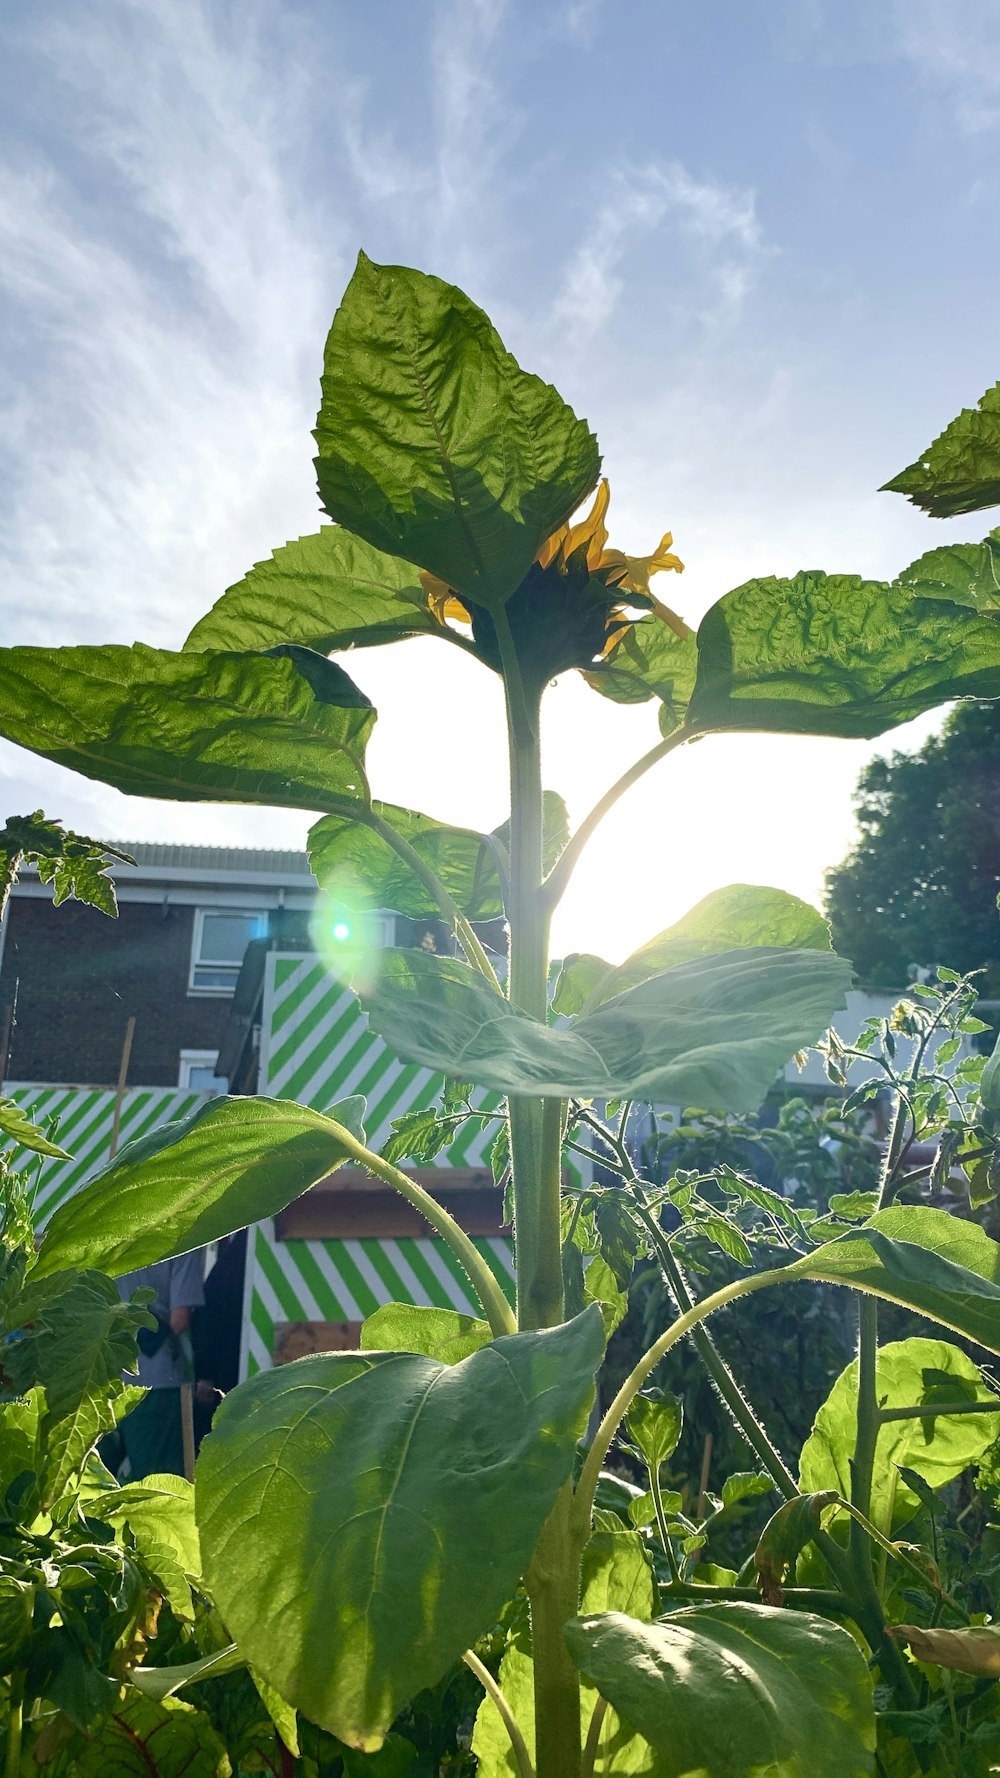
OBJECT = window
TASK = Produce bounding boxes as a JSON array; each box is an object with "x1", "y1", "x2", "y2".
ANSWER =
[
  {"x1": 189, "y1": 908, "x2": 268, "y2": 994},
  {"x1": 179, "y1": 1050, "x2": 228, "y2": 1093}
]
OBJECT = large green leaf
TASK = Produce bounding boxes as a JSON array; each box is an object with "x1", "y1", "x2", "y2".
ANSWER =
[
  {"x1": 314, "y1": 253, "x2": 600, "y2": 610},
  {"x1": 3, "y1": 1269, "x2": 149, "y2": 1420},
  {"x1": 34, "y1": 1097, "x2": 355, "y2": 1279},
  {"x1": 897, "y1": 530, "x2": 1000, "y2": 614},
  {"x1": 795, "y1": 1206, "x2": 1000, "y2": 1354},
  {"x1": 185, "y1": 528, "x2": 444, "y2": 655},
  {"x1": 472, "y1": 1531, "x2": 656, "y2": 1778},
  {"x1": 565, "y1": 1605, "x2": 876, "y2": 1778},
  {"x1": 799, "y1": 1338, "x2": 1000, "y2": 1532},
  {"x1": 584, "y1": 615, "x2": 698, "y2": 737},
  {"x1": 0, "y1": 643, "x2": 373, "y2": 811},
  {"x1": 308, "y1": 790, "x2": 568, "y2": 919},
  {"x1": 196, "y1": 1309, "x2": 604, "y2": 1749},
  {"x1": 360, "y1": 945, "x2": 851, "y2": 1110},
  {"x1": 687, "y1": 571, "x2": 1000, "y2": 739},
  {"x1": 553, "y1": 884, "x2": 831, "y2": 1016},
  {"x1": 882, "y1": 381, "x2": 1000, "y2": 517}
]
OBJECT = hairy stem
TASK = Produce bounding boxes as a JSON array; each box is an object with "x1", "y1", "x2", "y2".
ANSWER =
[
  {"x1": 463, "y1": 1650, "x2": 535, "y2": 1778},
  {"x1": 326, "y1": 1123, "x2": 515, "y2": 1336}
]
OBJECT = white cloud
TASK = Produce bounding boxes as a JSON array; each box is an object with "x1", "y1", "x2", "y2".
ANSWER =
[
  {"x1": 551, "y1": 160, "x2": 762, "y2": 345},
  {"x1": 894, "y1": 0, "x2": 1000, "y2": 130}
]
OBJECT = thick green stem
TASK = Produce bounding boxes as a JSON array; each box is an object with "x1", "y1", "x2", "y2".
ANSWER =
[
  {"x1": 525, "y1": 1485, "x2": 587, "y2": 1778},
  {"x1": 5, "y1": 1673, "x2": 24, "y2": 1778}
]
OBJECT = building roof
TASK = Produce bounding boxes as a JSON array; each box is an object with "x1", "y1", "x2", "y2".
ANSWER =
[{"x1": 114, "y1": 842, "x2": 313, "y2": 874}]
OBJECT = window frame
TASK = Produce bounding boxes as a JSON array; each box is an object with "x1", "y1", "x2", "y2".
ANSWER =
[
  {"x1": 178, "y1": 1048, "x2": 228, "y2": 1093},
  {"x1": 188, "y1": 906, "x2": 269, "y2": 997}
]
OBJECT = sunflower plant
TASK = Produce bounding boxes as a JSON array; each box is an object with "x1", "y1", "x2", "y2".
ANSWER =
[{"x1": 4, "y1": 255, "x2": 1000, "y2": 1778}]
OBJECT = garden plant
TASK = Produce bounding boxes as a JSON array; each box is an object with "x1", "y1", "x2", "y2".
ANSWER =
[{"x1": 3, "y1": 258, "x2": 1000, "y2": 1776}]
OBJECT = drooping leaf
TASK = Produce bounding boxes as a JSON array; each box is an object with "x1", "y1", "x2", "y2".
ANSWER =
[
  {"x1": 794, "y1": 1208, "x2": 1000, "y2": 1356},
  {"x1": 196, "y1": 1308, "x2": 605, "y2": 1749},
  {"x1": 67, "y1": 1693, "x2": 230, "y2": 1778},
  {"x1": 799, "y1": 1338, "x2": 1000, "y2": 1531},
  {"x1": 554, "y1": 884, "x2": 832, "y2": 1016},
  {"x1": 359, "y1": 1304, "x2": 491, "y2": 1364},
  {"x1": 360, "y1": 945, "x2": 851, "y2": 1111},
  {"x1": 129, "y1": 1645, "x2": 245, "y2": 1701},
  {"x1": 0, "y1": 1094, "x2": 69, "y2": 1158},
  {"x1": 0, "y1": 811, "x2": 133, "y2": 917},
  {"x1": 584, "y1": 614, "x2": 698, "y2": 736},
  {"x1": 687, "y1": 571, "x2": 1000, "y2": 740},
  {"x1": 34, "y1": 1096, "x2": 356, "y2": 1278},
  {"x1": 882, "y1": 381, "x2": 1000, "y2": 517},
  {"x1": 186, "y1": 528, "x2": 444, "y2": 654},
  {"x1": 565, "y1": 1605, "x2": 876, "y2": 1778},
  {"x1": 472, "y1": 1530, "x2": 656, "y2": 1778},
  {"x1": 624, "y1": 1390, "x2": 683, "y2": 1474},
  {"x1": 314, "y1": 253, "x2": 600, "y2": 610},
  {"x1": 755, "y1": 1492, "x2": 839, "y2": 1604},
  {"x1": 890, "y1": 1623, "x2": 1000, "y2": 1675},
  {"x1": 0, "y1": 643, "x2": 373, "y2": 812}
]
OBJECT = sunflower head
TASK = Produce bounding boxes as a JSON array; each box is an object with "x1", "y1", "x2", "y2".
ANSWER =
[{"x1": 421, "y1": 480, "x2": 684, "y2": 692}]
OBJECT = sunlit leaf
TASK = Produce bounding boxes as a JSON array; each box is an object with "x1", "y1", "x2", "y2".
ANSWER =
[
  {"x1": 584, "y1": 615, "x2": 698, "y2": 736},
  {"x1": 553, "y1": 884, "x2": 830, "y2": 1015},
  {"x1": 565, "y1": 1605, "x2": 876, "y2": 1778},
  {"x1": 688, "y1": 571, "x2": 1000, "y2": 740},
  {"x1": 360, "y1": 1304, "x2": 491, "y2": 1364},
  {"x1": 196, "y1": 1310, "x2": 604, "y2": 1749},
  {"x1": 0, "y1": 643, "x2": 373, "y2": 812},
  {"x1": 0, "y1": 1095, "x2": 69, "y2": 1159},
  {"x1": 314, "y1": 253, "x2": 600, "y2": 610},
  {"x1": 882, "y1": 380, "x2": 1000, "y2": 517},
  {"x1": 361, "y1": 945, "x2": 851, "y2": 1111},
  {"x1": 185, "y1": 527, "x2": 445, "y2": 654},
  {"x1": 897, "y1": 530, "x2": 1000, "y2": 614}
]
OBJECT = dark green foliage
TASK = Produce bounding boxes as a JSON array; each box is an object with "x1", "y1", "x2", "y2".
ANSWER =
[{"x1": 826, "y1": 701, "x2": 1000, "y2": 989}]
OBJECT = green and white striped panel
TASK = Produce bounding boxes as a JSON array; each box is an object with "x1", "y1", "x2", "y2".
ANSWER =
[
  {"x1": 261, "y1": 952, "x2": 506, "y2": 1158},
  {"x1": 243, "y1": 1227, "x2": 516, "y2": 1377},
  {"x1": 6, "y1": 1086, "x2": 209, "y2": 1226}
]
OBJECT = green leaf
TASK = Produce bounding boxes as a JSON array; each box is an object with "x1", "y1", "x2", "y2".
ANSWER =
[
  {"x1": 720, "y1": 1470, "x2": 773, "y2": 1509},
  {"x1": 472, "y1": 1530, "x2": 655, "y2": 1778},
  {"x1": 552, "y1": 884, "x2": 831, "y2": 1015},
  {"x1": 799, "y1": 1338, "x2": 1000, "y2": 1531},
  {"x1": 795, "y1": 1207, "x2": 1000, "y2": 1355},
  {"x1": 896, "y1": 529, "x2": 1000, "y2": 614},
  {"x1": 68, "y1": 1693, "x2": 231, "y2": 1778},
  {"x1": 196, "y1": 1308, "x2": 604, "y2": 1749},
  {"x1": 314, "y1": 253, "x2": 600, "y2": 610},
  {"x1": 361, "y1": 945, "x2": 851, "y2": 1111},
  {"x1": 40, "y1": 1382, "x2": 145, "y2": 1511},
  {"x1": 186, "y1": 527, "x2": 443, "y2": 654},
  {"x1": 93, "y1": 1474, "x2": 201, "y2": 1581},
  {"x1": 624, "y1": 1390, "x2": 683, "y2": 1473},
  {"x1": 565, "y1": 1605, "x2": 876, "y2": 1778},
  {"x1": 309, "y1": 790, "x2": 567, "y2": 920},
  {"x1": 0, "y1": 643, "x2": 373, "y2": 812},
  {"x1": 0, "y1": 811, "x2": 132, "y2": 917},
  {"x1": 34, "y1": 1096, "x2": 355, "y2": 1278},
  {"x1": 584, "y1": 615, "x2": 698, "y2": 736},
  {"x1": 688, "y1": 570, "x2": 1000, "y2": 740},
  {"x1": 3, "y1": 1269, "x2": 150, "y2": 1420},
  {"x1": 359, "y1": 1304, "x2": 491, "y2": 1364},
  {"x1": 882, "y1": 381, "x2": 1000, "y2": 517},
  {"x1": 0, "y1": 1094, "x2": 69, "y2": 1158},
  {"x1": 129, "y1": 1644, "x2": 245, "y2": 1701}
]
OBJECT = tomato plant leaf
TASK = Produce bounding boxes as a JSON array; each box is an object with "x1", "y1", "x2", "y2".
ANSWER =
[
  {"x1": 0, "y1": 1095, "x2": 69, "y2": 1159},
  {"x1": 799, "y1": 1338, "x2": 1000, "y2": 1530},
  {"x1": 688, "y1": 571, "x2": 1000, "y2": 739},
  {"x1": 185, "y1": 527, "x2": 443, "y2": 654},
  {"x1": 0, "y1": 643, "x2": 374, "y2": 812},
  {"x1": 553, "y1": 884, "x2": 831, "y2": 1015},
  {"x1": 795, "y1": 1207, "x2": 1000, "y2": 1355},
  {"x1": 314, "y1": 253, "x2": 600, "y2": 610},
  {"x1": 195, "y1": 1308, "x2": 605, "y2": 1749},
  {"x1": 565, "y1": 1605, "x2": 876, "y2": 1778},
  {"x1": 361, "y1": 945, "x2": 851, "y2": 1110},
  {"x1": 882, "y1": 381, "x2": 1000, "y2": 517},
  {"x1": 34, "y1": 1097, "x2": 356, "y2": 1278}
]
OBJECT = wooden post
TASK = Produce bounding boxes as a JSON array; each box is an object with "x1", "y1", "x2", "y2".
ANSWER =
[
  {"x1": 180, "y1": 1382, "x2": 196, "y2": 1483},
  {"x1": 109, "y1": 1016, "x2": 135, "y2": 1159},
  {"x1": 0, "y1": 1001, "x2": 13, "y2": 1095},
  {"x1": 696, "y1": 1432, "x2": 713, "y2": 1519}
]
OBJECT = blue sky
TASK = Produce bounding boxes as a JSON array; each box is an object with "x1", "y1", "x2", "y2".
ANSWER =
[{"x1": 2, "y1": 0, "x2": 1000, "y2": 957}]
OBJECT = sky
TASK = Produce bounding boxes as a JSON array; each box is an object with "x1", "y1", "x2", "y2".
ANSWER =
[{"x1": 2, "y1": 0, "x2": 1000, "y2": 962}]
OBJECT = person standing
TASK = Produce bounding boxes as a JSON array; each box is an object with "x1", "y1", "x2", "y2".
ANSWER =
[{"x1": 116, "y1": 1249, "x2": 206, "y2": 1481}]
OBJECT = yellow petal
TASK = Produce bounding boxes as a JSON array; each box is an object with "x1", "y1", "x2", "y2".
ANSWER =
[
  {"x1": 536, "y1": 479, "x2": 610, "y2": 573},
  {"x1": 601, "y1": 529, "x2": 684, "y2": 596},
  {"x1": 420, "y1": 569, "x2": 470, "y2": 628}
]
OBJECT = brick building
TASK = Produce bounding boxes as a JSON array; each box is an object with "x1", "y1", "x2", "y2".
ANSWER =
[{"x1": 0, "y1": 843, "x2": 318, "y2": 1090}]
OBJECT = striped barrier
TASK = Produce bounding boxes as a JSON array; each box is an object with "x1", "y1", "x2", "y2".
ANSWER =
[{"x1": 5, "y1": 1086, "x2": 210, "y2": 1226}]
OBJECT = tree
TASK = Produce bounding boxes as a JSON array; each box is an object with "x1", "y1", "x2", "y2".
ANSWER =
[{"x1": 826, "y1": 700, "x2": 1000, "y2": 989}]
